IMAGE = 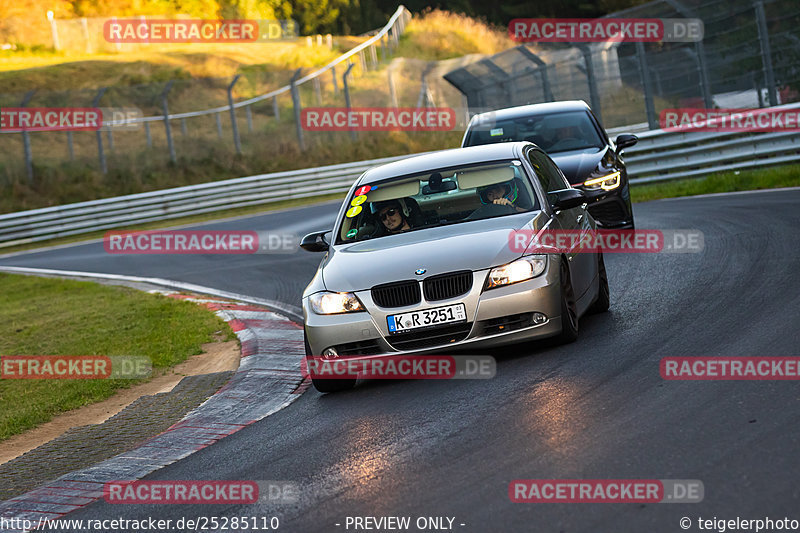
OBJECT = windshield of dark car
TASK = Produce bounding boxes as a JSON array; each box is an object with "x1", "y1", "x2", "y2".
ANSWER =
[
  {"x1": 464, "y1": 110, "x2": 606, "y2": 154},
  {"x1": 335, "y1": 160, "x2": 539, "y2": 245}
]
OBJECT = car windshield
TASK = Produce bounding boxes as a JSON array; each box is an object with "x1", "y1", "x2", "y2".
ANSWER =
[
  {"x1": 465, "y1": 110, "x2": 606, "y2": 154},
  {"x1": 335, "y1": 160, "x2": 539, "y2": 244}
]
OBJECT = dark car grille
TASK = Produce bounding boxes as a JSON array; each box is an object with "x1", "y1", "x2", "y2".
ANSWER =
[
  {"x1": 588, "y1": 201, "x2": 627, "y2": 223},
  {"x1": 371, "y1": 280, "x2": 421, "y2": 308},
  {"x1": 423, "y1": 271, "x2": 473, "y2": 302},
  {"x1": 334, "y1": 339, "x2": 382, "y2": 356},
  {"x1": 482, "y1": 313, "x2": 534, "y2": 336},
  {"x1": 386, "y1": 323, "x2": 472, "y2": 351}
]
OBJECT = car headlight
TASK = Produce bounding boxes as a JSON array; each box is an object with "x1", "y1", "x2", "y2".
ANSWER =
[
  {"x1": 485, "y1": 255, "x2": 547, "y2": 289},
  {"x1": 584, "y1": 171, "x2": 621, "y2": 191},
  {"x1": 309, "y1": 291, "x2": 365, "y2": 315}
]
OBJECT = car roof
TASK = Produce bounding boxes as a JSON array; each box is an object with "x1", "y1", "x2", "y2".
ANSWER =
[
  {"x1": 471, "y1": 101, "x2": 591, "y2": 122},
  {"x1": 357, "y1": 142, "x2": 532, "y2": 184}
]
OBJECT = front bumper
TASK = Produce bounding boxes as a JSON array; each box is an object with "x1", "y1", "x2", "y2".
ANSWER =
[
  {"x1": 304, "y1": 259, "x2": 564, "y2": 357},
  {"x1": 579, "y1": 183, "x2": 633, "y2": 228}
]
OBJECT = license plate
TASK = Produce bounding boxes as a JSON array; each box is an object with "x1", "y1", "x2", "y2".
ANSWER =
[{"x1": 387, "y1": 303, "x2": 467, "y2": 334}]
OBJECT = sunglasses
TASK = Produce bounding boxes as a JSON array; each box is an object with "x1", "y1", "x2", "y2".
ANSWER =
[{"x1": 379, "y1": 208, "x2": 398, "y2": 220}]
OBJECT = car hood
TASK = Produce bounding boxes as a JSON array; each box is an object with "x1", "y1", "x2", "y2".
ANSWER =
[
  {"x1": 551, "y1": 147, "x2": 608, "y2": 185},
  {"x1": 320, "y1": 212, "x2": 547, "y2": 292}
]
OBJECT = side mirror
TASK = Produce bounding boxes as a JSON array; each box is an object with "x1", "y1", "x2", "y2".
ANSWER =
[
  {"x1": 549, "y1": 188, "x2": 586, "y2": 211},
  {"x1": 300, "y1": 231, "x2": 330, "y2": 252},
  {"x1": 615, "y1": 134, "x2": 638, "y2": 151}
]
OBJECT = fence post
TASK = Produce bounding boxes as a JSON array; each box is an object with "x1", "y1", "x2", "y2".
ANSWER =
[
  {"x1": 388, "y1": 65, "x2": 398, "y2": 108},
  {"x1": 181, "y1": 118, "x2": 188, "y2": 136},
  {"x1": 144, "y1": 122, "x2": 152, "y2": 147},
  {"x1": 290, "y1": 68, "x2": 306, "y2": 151},
  {"x1": 246, "y1": 106, "x2": 253, "y2": 132},
  {"x1": 272, "y1": 96, "x2": 280, "y2": 122},
  {"x1": 215, "y1": 112, "x2": 223, "y2": 138},
  {"x1": 369, "y1": 44, "x2": 378, "y2": 69},
  {"x1": 66, "y1": 132, "x2": 74, "y2": 160},
  {"x1": 227, "y1": 74, "x2": 242, "y2": 154},
  {"x1": 92, "y1": 87, "x2": 108, "y2": 174},
  {"x1": 160, "y1": 81, "x2": 176, "y2": 164},
  {"x1": 20, "y1": 91, "x2": 35, "y2": 183},
  {"x1": 47, "y1": 11, "x2": 60, "y2": 51},
  {"x1": 754, "y1": 0, "x2": 778, "y2": 106},
  {"x1": 577, "y1": 45, "x2": 602, "y2": 123},
  {"x1": 515, "y1": 47, "x2": 553, "y2": 102},
  {"x1": 343, "y1": 63, "x2": 357, "y2": 141},
  {"x1": 80, "y1": 17, "x2": 92, "y2": 54},
  {"x1": 313, "y1": 77, "x2": 322, "y2": 105},
  {"x1": 358, "y1": 50, "x2": 367, "y2": 73},
  {"x1": 331, "y1": 66, "x2": 339, "y2": 95},
  {"x1": 380, "y1": 35, "x2": 387, "y2": 63},
  {"x1": 635, "y1": 42, "x2": 658, "y2": 130},
  {"x1": 106, "y1": 128, "x2": 114, "y2": 151}
]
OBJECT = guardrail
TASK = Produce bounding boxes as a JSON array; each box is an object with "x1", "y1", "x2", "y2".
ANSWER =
[{"x1": 2, "y1": 104, "x2": 799, "y2": 247}]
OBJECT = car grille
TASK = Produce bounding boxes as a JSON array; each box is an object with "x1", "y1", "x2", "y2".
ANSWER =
[
  {"x1": 371, "y1": 280, "x2": 421, "y2": 308},
  {"x1": 588, "y1": 201, "x2": 627, "y2": 223},
  {"x1": 386, "y1": 323, "x2": 472, "y2": 351},
  {"x1": 423, "y1": 271, "x2": 473, "y2": 302},
  {"x1": 334, "y1": 339, "x2": 382, "y2": 356}
]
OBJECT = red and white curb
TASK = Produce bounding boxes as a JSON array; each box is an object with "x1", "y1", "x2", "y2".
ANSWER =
[{"x1": 0, "y1": 269, "x2": 308, "y2": 532}]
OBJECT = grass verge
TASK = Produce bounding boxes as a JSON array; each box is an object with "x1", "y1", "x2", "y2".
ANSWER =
[
  {"x1": 631, "y1": 163, "x2": 800, "y2": 203},
  {"x1": 0, "y1": 273, "x2": 235, "y2": 441}
]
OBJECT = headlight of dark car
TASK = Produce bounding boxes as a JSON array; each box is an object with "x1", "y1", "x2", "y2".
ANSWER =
[{"x1": 583, "y1": 170, "x2": 621, "y2": 191}]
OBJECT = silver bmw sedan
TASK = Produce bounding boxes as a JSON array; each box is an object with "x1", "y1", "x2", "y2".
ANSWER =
[{"x1": 301, "y1": 141, "x2": 609, "y2": 391}]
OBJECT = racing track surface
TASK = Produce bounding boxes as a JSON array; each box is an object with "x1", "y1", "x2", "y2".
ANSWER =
[{"x1": 1, "y1": 189, "x2": 799, "y2": 532}]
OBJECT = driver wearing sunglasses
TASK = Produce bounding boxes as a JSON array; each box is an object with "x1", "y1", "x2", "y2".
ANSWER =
[{"x1": 376, "y1": 200, "x2": 412, "y2": 234}]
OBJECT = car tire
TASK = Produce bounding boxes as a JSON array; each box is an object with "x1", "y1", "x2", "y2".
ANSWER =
[
  {"x1": 556, "y1": 257, "x2": 579, "y2": 344},
  {"x1": 304, "y1": 331, "x2": 356, "y2": 393},
  {"x1": 589, "y1": 251, "x2": 610, "y2": 314}
]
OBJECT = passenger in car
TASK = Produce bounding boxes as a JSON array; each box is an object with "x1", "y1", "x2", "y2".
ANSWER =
[{"x1": 376, "y1": 200, "x2": 413, "y2": 234}]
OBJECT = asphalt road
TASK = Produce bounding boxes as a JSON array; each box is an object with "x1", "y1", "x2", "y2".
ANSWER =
[{"x1": 3, "y1": 189, "x2": 799, "y2": 533}]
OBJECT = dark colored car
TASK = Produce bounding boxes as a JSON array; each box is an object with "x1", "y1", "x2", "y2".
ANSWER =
[{"x1": 461, "y1": 101, "x2": 638, "y2": 229}]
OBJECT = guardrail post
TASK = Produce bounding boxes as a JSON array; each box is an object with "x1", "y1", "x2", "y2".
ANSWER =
[
  {"x1": 290, "y1": 68, "x2": 306, "y2": 151},
  {"x1": 228, "y1": 74, "x2": 242, "y2": 154},
  {"x1": 144, "y1": 122, "x2": 152, "y2": 147},
  {"x1": 160, "y1": 81, "x2": 176, "y2": 164},
  {"x1": 358, "y1": 50, "x2": 367, "y2": 73},
  {"x1": 635, "y1": 42, "x2": 658, "y2": 130},
  {"x1": 92, "y1": 87, "x2": 108, "y2": 174},
  {"x1": 215, "y1": 112, "x2": 223, "y2": 138},
  {"x1": 19, "y1": 90, "x2": 35, "y2": 183},
  {"x1": 380, "y1": 35, "x2": 387, "y2": 63},
  {"x1": 343, "y1": 63, "x2": 357, "y2": 141},
  {"x1": 272, "y1": 96, "x2": 280, "y2": 122},
  {"x1": 246, "y1": 106, "x2": 253, "y2": 132},
  {"x1": 754, "y1": 0, "x2": 778, "y2": 106},
  {"x1": 181, "y1": 118, "x2": 188, "y2": 136}
]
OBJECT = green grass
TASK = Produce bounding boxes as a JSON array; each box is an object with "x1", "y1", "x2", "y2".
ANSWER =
[
  {"x1": 0, "y1": 273, "x2": 235, "y2": 441},
  {"x1": 631, "y1": 163, "x2": 800, "y2": 203}
]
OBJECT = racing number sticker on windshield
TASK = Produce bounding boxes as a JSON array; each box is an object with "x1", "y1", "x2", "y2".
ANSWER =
[
  {"x1": 346, "y1": 205, "x2": 362, "y2": 218},
  {"x1": 355, "y1": 185, "x2": 371, "y2": 196},
  {"x1": 351, "y1": 194, "x2": 367, "y2": 206}
]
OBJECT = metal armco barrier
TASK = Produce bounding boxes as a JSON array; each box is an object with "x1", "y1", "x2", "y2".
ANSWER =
[{"x1": 1, "y1": 106, "x2": 799, "y2": 246}]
